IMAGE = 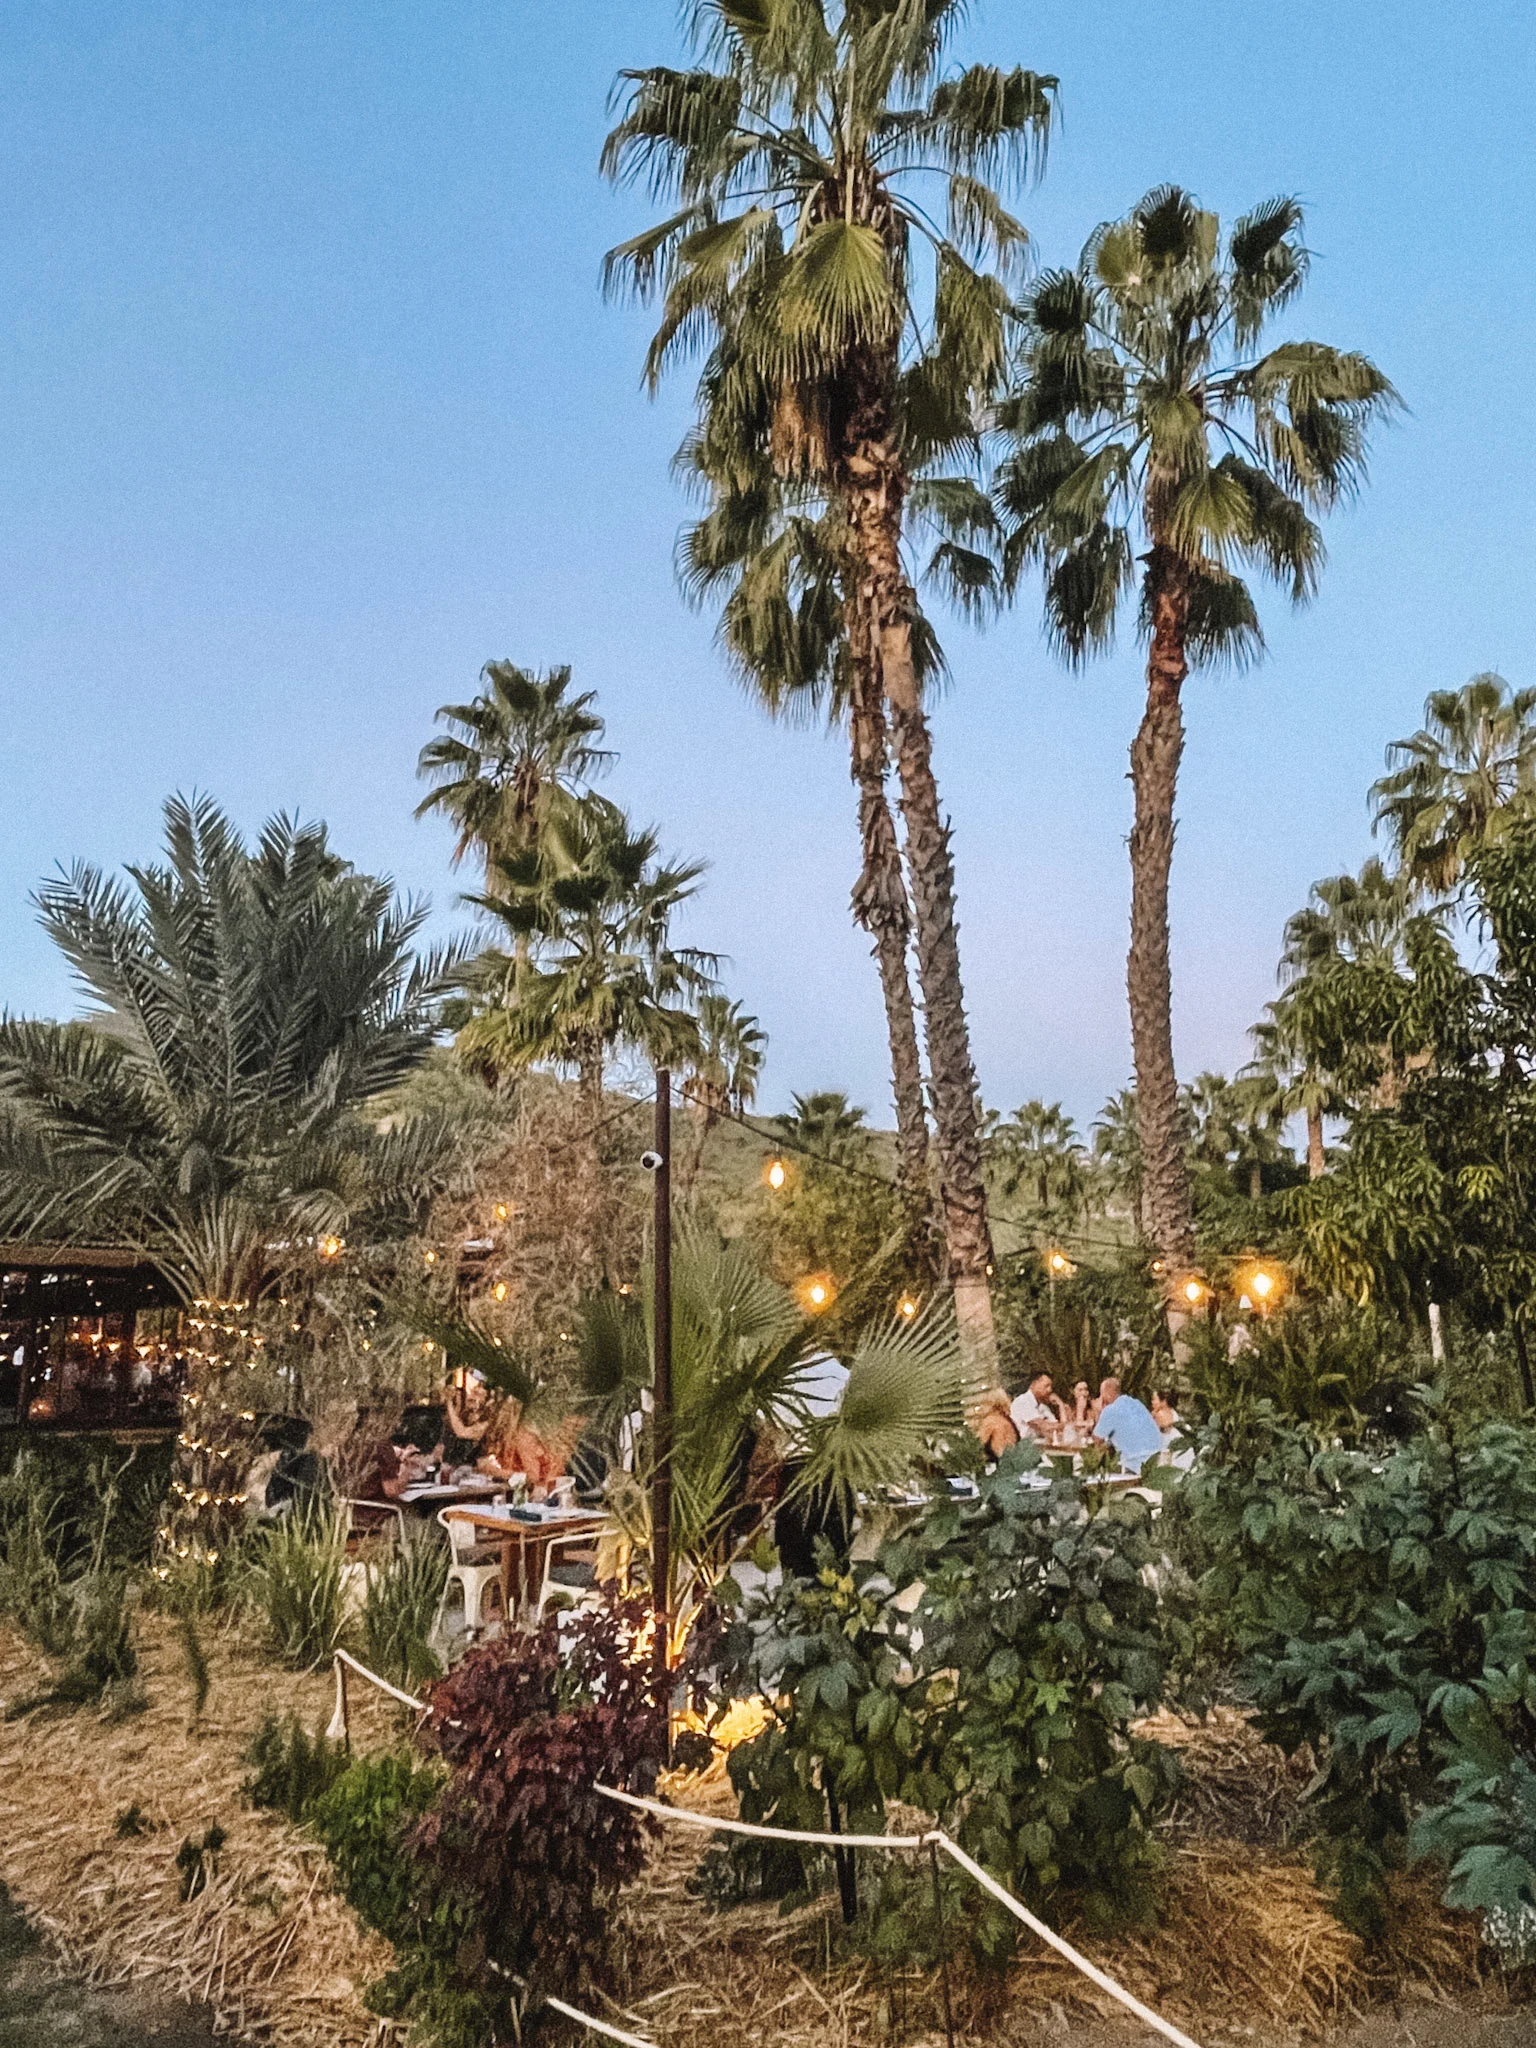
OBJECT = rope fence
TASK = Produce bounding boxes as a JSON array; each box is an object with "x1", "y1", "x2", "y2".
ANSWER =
[{"x1": 326, "y1": 1648, "x2": 1205, "y2": 2048}]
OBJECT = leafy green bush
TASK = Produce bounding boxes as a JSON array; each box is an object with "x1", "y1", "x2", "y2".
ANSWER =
[
  {"x1": 242, "y1": 1711, "x2": 350, "y2": 1825},
  {"x1": 889, "y1": 1449, "x2": 1176, "y2": 1947},
  {"x1": 0, "y1": 1450, "x2": 142, "y2": 1717},
  {"x1": 716, "y1": 1556, "x2": 919, "y2": 1914},
  {"x1": 1181, "y1": 1300, "x2": 1422, "y2": 1442},
  {"x1": 241, "y1": 1506, "x2": 351, "y2": 1669},
  {"x1": 310, "y1": 1752, "x2": 494, "y2": 2048},
  {"x1": 1410, "y1": 1725, "x2": 1536, "y2": 1962},
  {"x1": 1186, "y1": 1409, "x2": 1536, "y2": 1934},
  {"x1": 721, "y1": 1449, "x2": 1176, "y2": 1962},
  {"x1": 360, "y1": 1525, "x2": 447, "y2": 1689}
]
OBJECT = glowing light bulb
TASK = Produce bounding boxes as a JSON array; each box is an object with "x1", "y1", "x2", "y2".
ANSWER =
[
  {"x1": 319, "y1": 1235, "x2": 342, "y2": 1260},
  {"x1": 494, "y1": 1203, "x2": 508, "y2": 1222},
  {"x1": 1183, "y1": 1278, "x2": 1204, "y2": 1304},
  {"x1": 424, "y1": 1249, "x2": 437, "y2": 1266},
  {"x1": 808, "y1": 1282, "x2": 827, "y2": 1307},
  {"x1": 898, "y1": 1296, "x2": 919, "y2": 1319},
  {"x1": 493, "y1": 1281, "x2": 508, "y2": 1301},
  {"x1": 766, "y1": 1157, "x2": 787, "y2": 1191},
  {"x1": 1252, "y1": 1270, "x2": 1274, "y2": 1299}
]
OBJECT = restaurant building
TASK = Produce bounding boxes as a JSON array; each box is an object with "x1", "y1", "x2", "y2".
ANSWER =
[{"x1": 0, "y1": 1245, "x2": 186, "y2": 1431}]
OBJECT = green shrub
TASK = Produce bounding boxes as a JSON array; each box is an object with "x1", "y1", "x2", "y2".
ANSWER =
[
  {"x1": 242, "y1": 1711, "x2": 350, "y2": 1825},
  {"x1": 1181, "y1": 1300, "x2": 1422, "y2": 1441},
  {"x1": 1185, "y1": 1409, "x2": 1536, "y2": 1935},
  {"x1": 175, "y1": 1823, "x2": 226, "y2": 1901},
  {"x1": 360, "y1": 1525, "x2": 447, "y2": 1689},
  {"x1": 714, "y1": 1556, "x2": 916, "y2": 1914},
  {"x1": 0, "y1": 1452, "x2": 142, "y2": 1717},
  {"x1": 310, "y1": 1752, "x2": 490, "y2": 2048},
  {"x1": 720, "y1": 1448, "x2": 1177, "y2": 1963},
  {"x1": 241, "y1": 1506, "x2": 351, "y2": 1669}
]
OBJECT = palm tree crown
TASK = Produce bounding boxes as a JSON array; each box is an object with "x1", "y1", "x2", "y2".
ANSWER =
[
  {"x1": 1371, "y1": 673, "x2": 1536, "y2": 897},
  {"x1": 456, "y1": 802, "x2": 718, "y2": 1109},
  {"x1": 416, "y1": 661, "x2": 612, "y2": 871},
  {"x1": 0, "y1": 794, "x2": 459, "y2": 1301}
]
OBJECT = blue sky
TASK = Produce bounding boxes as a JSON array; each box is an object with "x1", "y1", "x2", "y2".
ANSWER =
[{"x1": 1, "y1": 0, "x2": 1532, "y2": 1130}]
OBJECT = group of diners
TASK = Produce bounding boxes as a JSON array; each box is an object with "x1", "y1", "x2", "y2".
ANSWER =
[
  {"x1": 972, "y1": 1371, "x2": 1179, "y2": 1476},
  {"x1": 244, "y1": 1371, "x2": 590, "y2": 1525}
]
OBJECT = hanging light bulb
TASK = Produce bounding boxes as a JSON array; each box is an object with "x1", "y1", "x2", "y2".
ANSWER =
[{"x1": 765, "y1": 1157, "x2": 787, "y2": 1191}]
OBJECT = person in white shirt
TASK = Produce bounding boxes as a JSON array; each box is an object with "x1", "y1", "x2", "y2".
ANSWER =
[{"x1": 1010, "y1": 1371, "x2": 1061, "y2": 1442}]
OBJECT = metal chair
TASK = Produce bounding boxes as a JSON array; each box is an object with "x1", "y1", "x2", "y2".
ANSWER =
[
  {"x1": 433, "y1": 1507, "x2": 507, "y2": 1641},
  {"x1": 534, "y1": 1531, "x2": 601, "y2": 1622}
]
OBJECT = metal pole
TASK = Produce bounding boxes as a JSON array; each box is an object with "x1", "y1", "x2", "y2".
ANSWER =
[
  {"x1": 651, "y1": 1069, "x2": 673, "y2": 1689},
  {"x1": 930, "y1": 1839, "x2": 956, "y2": 2048}
]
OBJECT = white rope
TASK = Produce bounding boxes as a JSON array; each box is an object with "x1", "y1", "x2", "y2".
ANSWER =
[
  {"x1": 596, "y1": 1782, "x2": 927, "y2": 1854},
  {"x1": 929, "y1": 1831, "x2": 1203, "y2": 2048},
  {"x1": 595, "y1": 1786, "x2": 1204, "y2": 2048},
  {"x1": 544, "y1": 1996, "x2": 655, "y2": 2047}
]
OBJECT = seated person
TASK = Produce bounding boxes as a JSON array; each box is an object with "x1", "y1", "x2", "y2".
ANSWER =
[
  {"x1": 478, "y1": 1398, "x2": 581, "y2": 1491},
  {"x1": 443, "y1": 1375, "x2": 493, "y2": 1470},
  {"x1": 1149, "y1": 1390, "x2": 1181, "y2": 1433},
  {"x1": 1010, "y1": 1370, "x2": 1063, "y2": 1442},
  {"x1": 1091, "y1": 1377, "x2": 1165, "y2": 1474},
  {"x1": 261, "y1": 1416, "x2": 331, "y2": 1519},
  {"x1": 974, "y1": 1388, "x2": 1020, "y2": 1461}
]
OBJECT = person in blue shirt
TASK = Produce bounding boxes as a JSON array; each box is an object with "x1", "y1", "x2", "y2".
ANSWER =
[{"x1": 1091, "y1": 1377, "x2": 1165, "y2": 1474}]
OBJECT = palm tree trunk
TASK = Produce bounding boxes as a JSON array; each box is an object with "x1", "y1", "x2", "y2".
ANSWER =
[
  {"x1": 1130, "y1": 547, "x2": 1197, "y2": 1279},
  {"x1": 1249, "y1": 1159, "x2": 1263, "y2": 1202},
  {"x1": 839, "y1": 400, "x2": 995, "y2": 1366},
  {"x1": 1307, "y1": 1107, "x2": 1325, "y2": 1179},
  {"x1": 845, "y1": 601, "x2": 930, "y2": 1212}
]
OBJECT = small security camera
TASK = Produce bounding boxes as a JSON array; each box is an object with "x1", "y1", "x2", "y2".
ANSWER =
[{"x1": 639, "y1": 1149, "x2": 665, "y2": 1172}]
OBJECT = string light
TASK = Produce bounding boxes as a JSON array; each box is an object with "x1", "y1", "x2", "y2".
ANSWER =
[{"x1": 764, "y1": 1157, "x2": 787, "y2": 1191}]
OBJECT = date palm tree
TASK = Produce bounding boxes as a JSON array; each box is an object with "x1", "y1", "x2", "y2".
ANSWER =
[
  {"x1": 602, "y1": 0, "x2": 1057, "y2": 1361},
  {"x1": 1371, "y1": 673, "x2": 1536, "y2": 898},
  {"x1": 1092, "y1": 1085, "x2": 1145, "y2": 1236},
  {"x1": 456, "y1": 802, "x2": 717, "y2": 1113},
  {"x1": 416, "y1": 661, "x2": 612, "y2": 873},
  {"x1": 996, "y1": 187, "x2": 1396, "y2": 1284},
  {"x1": 0, "y1": 795, "x2": 462, "y2": 1556}
]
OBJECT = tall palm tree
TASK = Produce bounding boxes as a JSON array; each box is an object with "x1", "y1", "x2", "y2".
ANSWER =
[
  {"x1": 456, "y1": 803, "x2": 717, "y2": 1113},
  {"x1": 602, "y1": 0, "x2": 1056, "y2": 1362},
  {"x1": 1245, "y1": 1016, "x2": 1336, "y2": 1181},
  {"x1": 677, "y1": 457, "x2": 934, "y2": 1204},
  {"x1": 415, "y1": 661, "x2": 613, "y2": 873},
  {"x1": 996, "y1": 187, "x2": 1395, "y2": 1286},
  {"x1": 1371, "y1": 673, "x2": 1536, "y2": 897}
]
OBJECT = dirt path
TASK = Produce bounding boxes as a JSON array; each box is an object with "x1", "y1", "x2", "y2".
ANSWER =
[{"x1": 0, "y1": 1883, "x2": 219, "y2": 2048}]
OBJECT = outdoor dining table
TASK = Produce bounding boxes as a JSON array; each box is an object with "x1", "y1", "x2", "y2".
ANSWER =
[{"x1": 442, "y1": 1500, "x2": 608, "y2": 1618}]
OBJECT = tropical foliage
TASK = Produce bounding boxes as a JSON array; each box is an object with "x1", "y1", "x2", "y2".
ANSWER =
[
  {"x1": 996, "y1": 187, "x2": 1396, "y2": 1285},
  {"x1": 603, "y1": 0, "x2": 1061, "y2": 1358},
  {"x1": 0, "y1": 794, "x2": 461, "y2": 1302}
]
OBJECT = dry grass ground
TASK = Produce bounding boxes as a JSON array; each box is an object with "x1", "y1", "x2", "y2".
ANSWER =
[
  {"x1": 0, "y1": 1618, "x2": 1526, "y2": 2048},
  {"x1": 0, "y1": 1611, "x2": 401, "y2": 2047}
]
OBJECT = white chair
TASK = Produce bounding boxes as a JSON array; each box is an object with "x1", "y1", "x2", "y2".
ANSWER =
[
  {"x1": 535, "y1": 1532, "x2": 601, "y2": 1622},
  {"x1": 338, "y1": 1499, "x2": 406, "y2": 1619},
  {"x1": 432, "y1": 1508, "x2": 507, "y2": 1642}
]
